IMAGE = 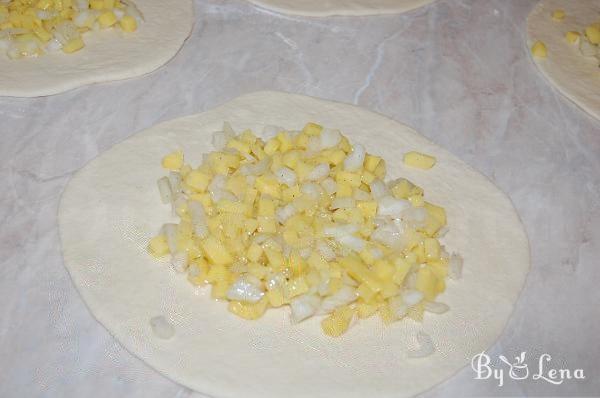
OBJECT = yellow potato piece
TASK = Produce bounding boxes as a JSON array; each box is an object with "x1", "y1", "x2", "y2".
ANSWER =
[
  {"x1": 403, "y1": 151, "x2": 436, "y2": 169},
  {"x1": 531, "y1": 40, "x2": 547, "y2": 58}
]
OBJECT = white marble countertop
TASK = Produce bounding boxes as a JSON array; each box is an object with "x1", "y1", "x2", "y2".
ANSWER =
[{"x1": 1, "y1": 0, "x2": 599, "y2": 397}]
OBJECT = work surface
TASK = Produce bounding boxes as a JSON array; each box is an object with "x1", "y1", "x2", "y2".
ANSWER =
[{"x1": 1, "y1": 0, "x2": 599, "y2": 397}]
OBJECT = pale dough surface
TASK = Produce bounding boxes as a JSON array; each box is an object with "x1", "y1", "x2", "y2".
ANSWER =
[
  {"x1": 246, "y1": 0, "x2": 435, "y2": 16},
  {"x1": 527, "y1": 0, "x2": 600, "y2": 121},
  {"x1": 0, "y1": 0, "x2": 193, "y2": 97},
  {"x1": 58, "y1": 91, "x2": 530, "y2": 398}
]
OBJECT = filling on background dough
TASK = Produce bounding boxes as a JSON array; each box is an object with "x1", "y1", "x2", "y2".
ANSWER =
[
  {"x1": 0, "y1": 0, "x2": 143, "y2": 59},
  {"x1": 531, "y1": 8, "x2": 600, "y2": 66},
  {"x1": 148, "y1": 122, "x2": 463, "y2": 342}
]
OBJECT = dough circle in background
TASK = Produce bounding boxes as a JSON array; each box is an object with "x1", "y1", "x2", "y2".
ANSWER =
[
  {"x1": 246, "y1": 0, "x2": 435, "y2": 17},
  {"x1": 0, "y1": 0, "x2": 194, "y2": 97},
  {"x1": 59, "y1": 91, "x2": 530, "y2": 398},
  {"x1": 527, "y1": 0, "x2": 600, "y2": 121}
]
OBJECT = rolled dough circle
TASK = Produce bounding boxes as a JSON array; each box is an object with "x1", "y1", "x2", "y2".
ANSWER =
[
  {"x1": 0, "y1": 0, "x2": 194, "y2": 97},
  {"x1": 59, "y1": 91, "x2": 530, "y2": 398}
]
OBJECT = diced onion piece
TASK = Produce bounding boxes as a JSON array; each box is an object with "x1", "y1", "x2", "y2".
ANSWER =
[
  {"x1": 227, "y1": 276, "x2": 264, "y2": 303},
  {"x1": 275, "y1": 167, "x2": 297, "y2": 187},
  {"x1": 276, "y1": 203, "x2": 296, "y2": 224},
  {"x1": 337, "y1": 235, "x2": 366, "y2": 252},
  {"x1": 319, "y1": 285, "x2": 357, "y2": 314},
  {"x1": 188, "y1": 201, "x2": 209, "y2": 238},
  {"x1": 369, "y1": 179, "x2": 388, "y2": 199},
  {"x1": 157, "y1": 176, "x2": 173, "y2": 204},
  {"x1": 307, "y1": 164, "x2": 330, "y2": 181},
  {"x1": 323, "y1": 224, "x2": 359, "y2": 238},
  {"x1": 402, "y1": 289, "x2": 424, "y2": 306},
  {"x1": 171, "y1": 251, "x2": 188, "y2": 273},
  {"x1": 161, "y1": 223, "x2": 177, "y2": 254},
  {"x1": 301, "y1": 182, "x2": 322, "y2": 199},
  {"x1": 290, "y1": 294, "x2": 321, "y2": 322},
  {"x1": 377, "y1": 196, "x2": 410, "y2": 218},
  {"x1": 449, "y1": 253, "x2": 463, "y2": 280},
  {"x1": 344, "y1": 143, "x2": 365, "y2": 171},
  {"x1": 320, "y1": 178, "x2": 336, "y2": 195},
  {"x1": 407, "y1": 331, "x2": 435, "y2": 358},
  {"x1": 424, "y1": 301, "x2": 450, "y2": 314},
  {"x1": 320, "y1": 128, "x2": 341, "y2": 148},
  {"x1": 317, "y1": 240, "x2": 336, "y2": 261}
]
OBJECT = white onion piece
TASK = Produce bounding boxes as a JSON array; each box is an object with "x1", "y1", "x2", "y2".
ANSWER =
[
  {"x1": 208, "y1": 175, "x2": 226, "y2": 201},
  {"x1": 330, "y1": 197, "x2": 355, "y2": 209},
  {"x1": 171, "y1": 195, "x2": 186, "y2": 217},
  {"x1": 150, "y1": 316, "x2": 175, "y2": 339},
  {"x1": 389, "y1": 296, "x2": 408, "y2": 318},
  {"x1": 401, "y1": 207, "x2": 427, "y2": 225},
  {"x1": 276, "y1": 203, "x2": 296, "y2": 224},
  {"x1": 320, "y1": 178, "x2": 336, "y2": 195},
  {"x1": 370, "y1": 224, "x2": 402, "y2": 247},
  {"x1": 171, "y1": 251, "x2": 188, "y2": 273},
  {"x1": 299, "y1": 247, "x2": 312, "y2": 259},
  {"x1": 369, "y1": 179, "x2": 388, "y2": 199},
  {"x1": 407, "y1": 331, "x2": 435, "y2": 358},
  {"x1": 424, "y1": 301, "x2": 450, "y2": 314},
  {"x1": 449, "y1": 253, "x2": 463, "y2": 280},
  {"x1": 353, "y1": 188, "x2": 371, "y2": 201},
  {"x1": 307, "y1": 136, "x2": 321, "y2": 152},
  {"x1": 188, "y1": 201, "x2": 209, "y2": 238},
  {"x1": 73, "y1": 11, "x2": 90, "y2": 26},
  {"x1": 320, "y1": 128, "x2": 342, "y2": 148},
  {"x1": 290, "y1": 294, "x2": 321, "y2": 323},
  {"x1": 337, "y1": 235, "x2": 366, "y2": 252},
  {"x1": 307, "y1": 164, "x2": 330, "y2": 181},
  {"x1": 211, "y1": 130, "x2": 229, "y2": 150},
  {"x1": 301, "y1": 182, "x2": 321, "y2": 199},
  {"x1": 275, "y1": 167, "x2": 297, "y2": 187},
  {"x1": 227, "y1": 276, "x2": 264, "y2": 303},
  {"x1": 169, "y1": 171, "x2": 182, "y2": 193},
  {"x1": 161, "y1": 223, "x2": 177, "y2": 254},
  {"x1": 377, "y1": 195, "x2": 411, "y2": 218},
  {"x1": 46, "y1": 38, "x2": 63, "y2": 51},
  {"x1": 317, "y1": 240, "x2": 336, "y2": 261},
  {"x1": 343, "y1": 143, "x2": 365, "y2": 171},
  {"x1": 371, "y1": 247, "x2": 384, "y2": 260},
  {"x1": 266, "y1": 272, "x2": 285, "y2": 290},
  {"x1": 403, "y1": 290, "x2": 424, "y2": 306},
  {"x1": 157, "y1": 176, "x2": 172, "y2": 204},
  {"x1": 323, "y1": 224, "x2": 359, "y2": 238},
  {"x1": 318, "y1": 286, "x2": 357, "y2": 314}
]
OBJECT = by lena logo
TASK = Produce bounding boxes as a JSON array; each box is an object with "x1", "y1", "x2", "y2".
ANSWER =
[{"x1": 471, "y1": 351, "x2": 585, "y2": 387}]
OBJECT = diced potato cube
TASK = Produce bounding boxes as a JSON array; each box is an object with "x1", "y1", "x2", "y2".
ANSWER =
[
  {"x1": 200, "y1": 236, "x2": 233, "y2": 265},
  {"x1": 403, "y1": 151, "x2": 436, "y2": 169},
  {"x1": 531, "y1": 40, "x2": 547, "y2": 58},
  {"x1": 228, "y1": 298, "x2": 268, "y2": 320},
  {"x1": 302, "y1": 122, "x2": 323, "y2": 136}
]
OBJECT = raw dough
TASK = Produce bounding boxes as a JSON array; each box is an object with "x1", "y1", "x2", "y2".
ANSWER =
[
  {"x1": 527, "y1": 0, "x2": 600, "y2": 121},
  {"x1": 59, "y1": 91, "x2": 530, "y2": 398},
  {"x1": 246, "y1": 0, "x2": 435, "y2": 17},
  {"x1": 0, "y1": 0, "x2": 193, "y2": 97}
]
